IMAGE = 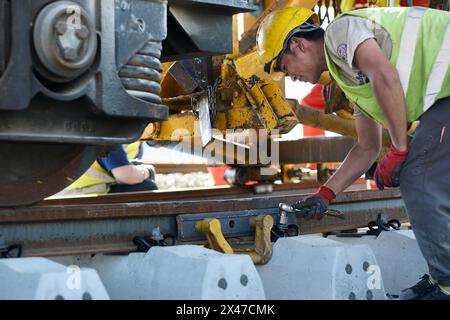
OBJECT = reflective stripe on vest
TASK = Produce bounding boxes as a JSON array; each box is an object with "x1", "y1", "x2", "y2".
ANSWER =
[
  {"x1": 64, "y1": 142, "x2": 142, "y2": 195},
  {"x1": 396, "y1": 8, "x2": 426, "y2": 95},
  {"x1": 54, "y1": 183, "x2": 109, "y2": 197},
  {"x1": 424, "y1": 23, "x2": 450, "y2": 111},
  {"x1": 83, "y1": 167, "x2": 116, "y2": 184}
]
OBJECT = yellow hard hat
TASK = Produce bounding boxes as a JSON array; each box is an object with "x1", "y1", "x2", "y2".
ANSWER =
[{"x1": 256, "y1": 7, "x2": 320, "y2": 80}]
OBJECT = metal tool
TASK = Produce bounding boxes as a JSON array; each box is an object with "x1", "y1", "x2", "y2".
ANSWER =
[
  {"x1": 322, "y1": 209, "x2": 346, "y2": 220},
  {"x1": 294, "y1": 205, "x2": 346, "y2": 220},
  {"x1": 278, "y1": 202, "x2": 346, "y2": 220},
  {"x1": 271, "y1": 203, "x2": 299, "y2": 241}
]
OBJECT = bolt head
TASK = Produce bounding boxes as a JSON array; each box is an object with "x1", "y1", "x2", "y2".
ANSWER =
[
  {"x1": 75, "y1": 26, "x2": 90, "y2": 40},
  {"x1": 62, "y1": 47, "x2": 78, "y2": 61},
  {"x1": 137, "y1": 20, "x2": 145, "y2": 32},
  {"x1": 120, "y1": 1, "x2": 129, "y2": 10},
  {"x1": 55, "y1": 21, "x2": 67, "y2": 35},
  {"x1": 131, "y1": 17, "x2": 146, "y2": 32}
]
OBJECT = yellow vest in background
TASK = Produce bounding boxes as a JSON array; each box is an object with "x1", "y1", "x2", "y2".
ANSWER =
[
  {"x1": 64, "y1": 142, "x2": 142, "y2": 195},
  {"x1": 340, "y1": 0, "x2": 400, "y2": 12}
]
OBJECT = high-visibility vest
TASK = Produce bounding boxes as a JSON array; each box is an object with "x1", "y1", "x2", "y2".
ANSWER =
[
  {"x1": 340, "y1": 0, "x2": 401, "y2": 13},
  {"x1": 63, "y1": 142, "x2": 142, "y2": 195},
  {"x1": 340, "y1": 0, "x2": 429, "y2": 13},
  {"x1": 325, "y1": 7, "x2": 450, "y2": 125}
]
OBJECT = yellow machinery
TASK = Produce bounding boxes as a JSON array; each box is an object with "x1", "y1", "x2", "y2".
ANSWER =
[
  {"x1": 142, "y1": 55, "x2": 299, "y2": 141},
  {"x1": 142, "y1": 0, "x2": 351, "y2": 143},
  {"x1": 140, "y1": 0, "x2": 383, "y2": 185}
]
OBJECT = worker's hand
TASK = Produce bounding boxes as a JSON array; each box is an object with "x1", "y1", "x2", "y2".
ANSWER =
[
  {"x1": 292, "y1": 186, "x2": 336, "y2": 220},
  {"x1": 374, "y1": 144, "x2": 409, "y2": 190},
  {"x1": 135, "y1": 164, "x2": 156, "y2": 181}
]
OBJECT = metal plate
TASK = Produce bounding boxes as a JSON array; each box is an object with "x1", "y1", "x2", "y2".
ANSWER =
[
  {"x1": 177, "y1": 209, "x2": 280, "y2": 241},
  {"x1": 169, "y1": 0, "x2": 258, "y2": 13},
  {"x1": 176, "y1": 197, "x2": 408, "y2": 241},
  {"x1": 0, "y1": 96, "x2": 151, "y2": 144},
  {"x1": 162, "y1": 0, "x2": 257, "y2": 61}
]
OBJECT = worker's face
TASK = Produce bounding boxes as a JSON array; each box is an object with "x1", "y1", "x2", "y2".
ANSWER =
[{"x1": 278, "y1": 36, "x2": 323, "y2": 84}]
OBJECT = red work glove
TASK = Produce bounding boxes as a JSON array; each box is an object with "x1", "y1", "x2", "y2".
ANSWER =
[
  {"x1": 292, "y1": 186, "x2": 336, "y2": 220},
  {"x1": 374, "y1": 144, "x2": 409, "y2": 190}
]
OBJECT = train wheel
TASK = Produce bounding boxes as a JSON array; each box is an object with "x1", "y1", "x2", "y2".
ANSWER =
[{"x1": 0, "y1": 142, "x2": 100, "y2": 207}]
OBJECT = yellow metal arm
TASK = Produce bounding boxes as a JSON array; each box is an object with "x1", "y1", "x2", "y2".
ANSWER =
[
  {"x1": 195, "y1": 215, "x2": 274, "y2": 265},
  {"x1": 195, "y1": 219, "x2": 234, "y2": 254}
]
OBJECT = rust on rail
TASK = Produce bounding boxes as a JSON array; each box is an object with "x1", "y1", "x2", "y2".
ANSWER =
[{"x1": 0, "y1": 184, "x2": 406, "y2": 258}]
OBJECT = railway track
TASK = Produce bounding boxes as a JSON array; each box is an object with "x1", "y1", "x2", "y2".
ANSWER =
[{"x1": 0, "y1": 183, "x2": 408, "y2": 258}]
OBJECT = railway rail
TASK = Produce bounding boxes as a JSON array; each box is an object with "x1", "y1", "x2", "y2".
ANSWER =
[{"x1": 0, "y1": 184, "x2": 408, "y2": 258}]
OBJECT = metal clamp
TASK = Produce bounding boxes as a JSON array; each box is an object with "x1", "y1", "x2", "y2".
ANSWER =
[
  {"x1": 0, "y1": 239, "x2": 22, "y2": 258},
  {"x1": 195, "y1": 215, "x2": 274, "y2": 265},
  {"x1": 195, "y1": 219, "x2": 234, "y2": 254},
  {"x1": 325, "y1": 212, "x2": 401, "y2": 238},
  {"x1": 235, "y1": 215, "x2": 273, "y2": 265},
  {"x1": 367, "y1": 212, "x2": 401, "y2": 236},
  {"x1": 133, "y1": 227, "x2": 175, "y2": 253}
]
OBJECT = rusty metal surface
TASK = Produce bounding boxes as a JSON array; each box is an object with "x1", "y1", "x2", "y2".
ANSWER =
[
  {"x1": 0, "y1": 186, "x2": 406, "y2": 257},
  {"x1": 152, "y1": 163, "x2": 209, "y2": 174},
  {"x1": 0, "y1": 185, "x2": 390, "y2": 224},
  {"x1": 278, "y1": 136, "x2": 356, "y2": 163},
  {"x1": 35, "y1": 181, "x2": 325, "y2": 207}
]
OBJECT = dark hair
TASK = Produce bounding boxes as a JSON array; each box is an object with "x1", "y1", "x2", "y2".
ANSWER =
[
  {"x1": 291, "y1": 28, "x2": 325, "y2": 41},
  {"x1": 284, "y1": 19, "x2": 324, "y2": 54}
]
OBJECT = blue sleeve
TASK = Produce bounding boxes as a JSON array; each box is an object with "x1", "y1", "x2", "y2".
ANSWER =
[
  {"x1": 136, "y1": 143, "x2": 143, "y2": 159},
  {"x1": 97, "y1": 145, "x2": 131, "y2": 172}
]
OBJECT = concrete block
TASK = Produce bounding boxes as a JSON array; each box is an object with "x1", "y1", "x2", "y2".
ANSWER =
[
  {"x1": 329, "y1": 230, "x2": 428, "y2": 296},
  {"x1": 56, "y1": 245, "x2": 265, "y2": 300},
  {"x1": 257, "y1": 236, "x2": 386, "y2": 300},
  {"x1": 0, "y1": 257, "x2": 109, "y2": 300}
]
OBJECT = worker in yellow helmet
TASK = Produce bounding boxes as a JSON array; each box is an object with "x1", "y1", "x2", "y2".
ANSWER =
[
  {"x1": 55, "y1": 142, "x2": 157, "y2": 196},
  {"x1": 257, "y1": 6, "x2": 450, "y2": 300}
]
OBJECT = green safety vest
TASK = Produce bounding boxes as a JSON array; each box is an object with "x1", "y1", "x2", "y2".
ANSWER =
[
  {"x1": 63, "y1": 142, "x2": 142, "y2": 196},
  {"x1": 324, "y1": 7, "x2": 450, "y2": 125}
]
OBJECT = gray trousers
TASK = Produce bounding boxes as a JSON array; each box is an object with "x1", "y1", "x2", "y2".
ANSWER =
[{"x1": 400, "y1": 97, "x2": 450, "y2": 286}]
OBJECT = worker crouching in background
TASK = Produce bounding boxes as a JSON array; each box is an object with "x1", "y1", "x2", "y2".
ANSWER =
[{"x1": 55, "y1": 142, "x2": 158, "y2": 196}]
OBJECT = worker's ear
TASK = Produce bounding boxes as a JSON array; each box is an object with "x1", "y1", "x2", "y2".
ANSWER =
[{"x1": 289, "y1": 36, "x2": 305, "y2": 55}]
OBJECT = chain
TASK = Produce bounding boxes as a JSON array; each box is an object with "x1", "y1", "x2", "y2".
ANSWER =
[
  {"x1": 191, "y1": 95, "x2": 200, "y2": 118},
  {"x1": 207, "y1": 77, "x2": 221, "y2": 127}
]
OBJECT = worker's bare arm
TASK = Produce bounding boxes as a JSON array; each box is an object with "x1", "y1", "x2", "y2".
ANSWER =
[
  {"x1": 111, "y1": 165, "x2": 149, "y2": 185},
  {"x1": 353, "y1": 38, "x2": 408, "y2": 152},
  {"x1": 324, "y1": 114, "x2": 381, "y2": 194}
]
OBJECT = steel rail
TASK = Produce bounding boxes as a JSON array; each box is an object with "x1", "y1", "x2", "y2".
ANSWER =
[
  {"x1": 0, "y1": 186, "x2": 407, "y2": 258},
  {"x1": 35, "y1": 181, "x2": 329, "y2": 206}
]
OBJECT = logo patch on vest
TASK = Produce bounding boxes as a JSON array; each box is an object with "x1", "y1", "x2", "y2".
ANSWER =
[
  {"x1": 337, "y1": 44, "x2": 347, "y2": 60},
  {"x1": 356, "y1": 71, "x2": 369, "y2": 85}
]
